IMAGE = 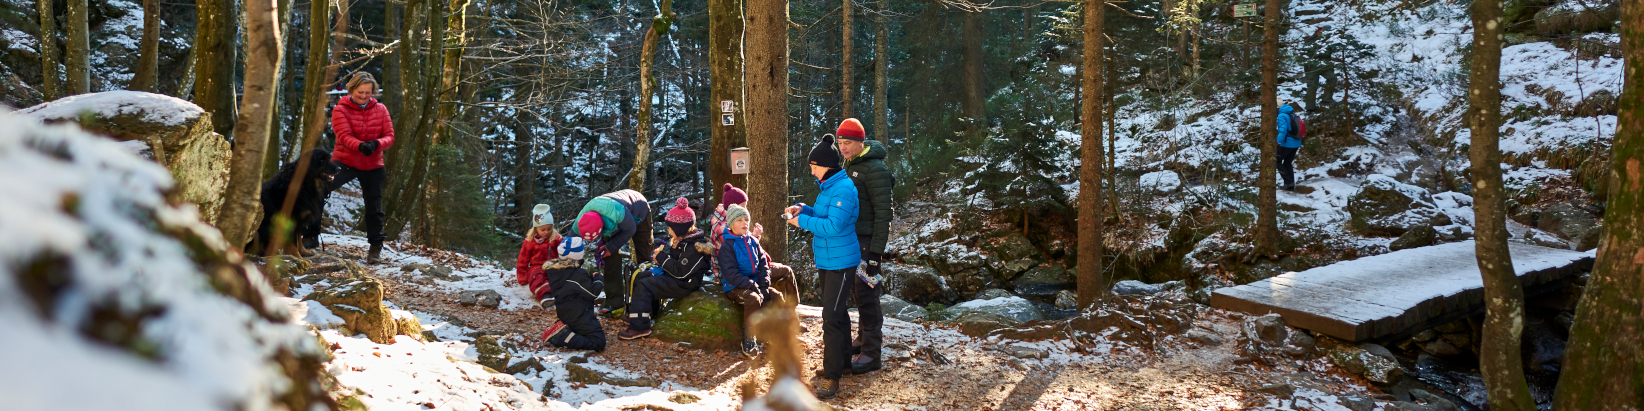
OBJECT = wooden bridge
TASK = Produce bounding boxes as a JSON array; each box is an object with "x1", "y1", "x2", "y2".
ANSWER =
[{"x1": 1210, "y1": 241, "x2": 1594, "y2": 343}]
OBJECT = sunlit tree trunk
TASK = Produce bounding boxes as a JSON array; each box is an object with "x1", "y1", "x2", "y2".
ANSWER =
[
  {"x1": 873, "y1": 0, "x2": 888, "y2": 145},
  {"x1": 632, "y1": 0, "x2": 674, "y2": 193},
  {"x1": 219, "y1": 0, "x2": 283, "y2": 247},
  {"x1": 1077, "y1": 0, "x2": 1105, "y2": 310},
  {"x1": 298, "y1": 0, "x2": 343, "y2": 157},
  {"x1": 64, "y1": 0, "x2": 90, "y2": 94},
  {"x1": 746, "y1": 0, "x2": 789, "y2": 262},
  {"x1": 710, "y1": 0, "x2": 749, "y2": 206},
  {"x1": 130, "y1": 0, "x2": 161, "y2": 92},
  {"x1": 841, "y1": 0, "x2": 853, "y2": 118},
  {"x1": 37, "y1": 0, "x2": 61, "y2": 100},
  {"x1": 1255, "y1": 0, "x2": 1280, "y2": 255},
  {"x1": 193, "y1": 0, "x2": 238, "y2": 137}
]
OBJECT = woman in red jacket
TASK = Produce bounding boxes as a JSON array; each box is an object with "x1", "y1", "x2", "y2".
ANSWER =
[{"x1": 308, "y1": 72, "x2": 396, "y2": 263}]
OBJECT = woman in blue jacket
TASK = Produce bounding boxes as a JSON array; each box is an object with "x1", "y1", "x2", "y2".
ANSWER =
[{"x1": 783, "y1": 134, "x2": 860, "y2": 399}]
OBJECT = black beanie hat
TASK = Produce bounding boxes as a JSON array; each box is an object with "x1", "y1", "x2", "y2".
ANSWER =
[{"x1": 808, "y1": 134, "x2": 843, "y2": 169}]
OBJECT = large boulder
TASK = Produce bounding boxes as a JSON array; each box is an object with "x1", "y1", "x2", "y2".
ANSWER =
[
  {"x1": 941, "y1": 295, "x2": 1045, "y2": 323},
  {"x1": 1389, "y1": 225, "x2": 1437, "y2": 251},
  {"x1": 1347, "y1": 175, "x2": 1439, "y2": 236},
  {"x1": 1236, "y1": 313, "x2": 1320, "y2": 365},
  {"x1": 947, "y1": 311, "x2": 1023, "y2": 337},
  {"x1": 653, "y1": 292, "x2": 744, "y2": 351},
  {"x1": 1537, "y1": 203, "x2": 1600, "y2": 251},
  {"x1": 945, "y1": 266, "x2": 999, "y2": 297},
  {"x1": 1321, "y1": 337, "x2": 1407, "y2": 385},
  {"x1": 1013, "y1": 265, "x2": 1074, "y2": 296},
  {"x1": 879, "y1": 294, "x2": 929, "y2": 322},
  {"x1": 1535, "y1": 0, "x2": 1620, "y2": 35},
  {"x1": 983, "y1": 231, "x2": 1041, "y2": 262},
  {"x1": 20, "y1": 91, "x2": 231, "y2": 225},
  {"x1": 882, "y1": 263, "x2": 958, "y2": 305},
  {"x1": 305, "y1": 278, "x2": 398, "y2": 343}
]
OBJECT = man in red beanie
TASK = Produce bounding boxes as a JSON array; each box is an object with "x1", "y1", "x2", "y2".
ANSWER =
[
  {"x1": 573, "y1": 189, "x2": 653, "y2": 316},
  {"x1": 833, "y1": 117, "x2": 896, "y2": 375}
]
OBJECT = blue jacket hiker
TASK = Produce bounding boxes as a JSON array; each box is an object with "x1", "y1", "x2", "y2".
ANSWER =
[
  {"x1": 717, "y1": 204, "x2": 786, "y2": 356},
  {"x1": 540, "y1": 237, "x2": 607, "y2": 351},
  {"x1": 1276, "y1": 103, "x2": 1302, "y2": 191},
  {"x1": 1277, "y1": 103, "x2": 1302, "y2": 149},
  {"x1": 786, "y1": 134, "x2": 860, "y2": 399}
]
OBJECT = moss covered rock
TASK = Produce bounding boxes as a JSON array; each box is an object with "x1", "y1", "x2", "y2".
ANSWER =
[
  {"x1": 473, "y1": 335, "x2": 511, "y2": 372},
  {"x1": 305, "y1": 278, "x2": 397, "y2": 343},
  {"x1": 947, "y1": 311, "x2": 1023, "y2": 337},
  {"x1": 653, "y1": 291, "x2": 744, "y2": 351},
  {"x1": 252, "y1": 255, "x2": 309, "y2": 296}
]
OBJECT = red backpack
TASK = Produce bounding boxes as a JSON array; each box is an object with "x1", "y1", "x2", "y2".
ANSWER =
[{"x1": 1286, "y1": 112, "x2": 1307, "y2": 141}]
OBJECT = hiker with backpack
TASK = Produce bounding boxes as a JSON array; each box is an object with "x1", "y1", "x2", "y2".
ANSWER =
[{"x1": 1277, "y1": 102, "x2": 1305, "y2": 191}]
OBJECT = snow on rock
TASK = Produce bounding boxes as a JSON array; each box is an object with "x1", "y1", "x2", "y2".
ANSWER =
[
  {"x1": 21, "y1": 91, "x2": 205, "y2": 127},
  {"x1": 1138, "y1": 170, "x2": 1182, "y2": 194},
  {"x1": 0, "y1": 111, "x2": 329, "y2": 411}
]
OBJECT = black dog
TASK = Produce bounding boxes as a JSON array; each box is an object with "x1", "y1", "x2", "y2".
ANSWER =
[{"x1": 247, "y1": 148, "x2": 340, "y2": 256}]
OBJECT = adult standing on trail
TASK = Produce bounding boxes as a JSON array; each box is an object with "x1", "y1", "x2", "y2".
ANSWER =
[
  {"x1": 1276, "y1": 102, "x2": 1302, "y2": 192},
  {"x1": 834, "y1": 118, "x2": 893, "y2": 375},
  {"x1": 1300, "y1": 25, "x2": 1340, "y2": 111},
  {"x1": 784, "y1": 134, "x2": 860, "y2": 399},
  {"x1": 309, "y1": 72, "x2": 396, "y2": 264},
  {"x1": 574, "y1": 189, "x2": 654, "y2": 316}
]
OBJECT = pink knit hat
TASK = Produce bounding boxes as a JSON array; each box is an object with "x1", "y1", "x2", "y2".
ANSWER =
[
  {"x1": 720, "y1": 184, "x2": 748, "y2": 207},
  {"x1": 577, "y1": 211, "x2": 603, "y2": 240},
  {"x1": 665, "y1": 197, "x2": 695, "y2": 224}
]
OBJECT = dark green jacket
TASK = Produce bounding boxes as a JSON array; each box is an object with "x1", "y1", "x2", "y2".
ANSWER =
[{"x1": 845, "y1": 139, "x2": 895, "y2": 254}]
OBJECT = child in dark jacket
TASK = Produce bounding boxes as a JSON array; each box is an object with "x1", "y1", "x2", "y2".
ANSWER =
[
  {"x1": 540, "y1": 237, "x2": 606, "y2": 351},
  {"x1": 718, "y1": 204, "x2": 783, "y2": 356},
  {"x1": 617, "y1": 198, "x2": 713, "y2": 340},
  {"x1": 516, "y1": 204, "x2": 562, "y2": 307}
]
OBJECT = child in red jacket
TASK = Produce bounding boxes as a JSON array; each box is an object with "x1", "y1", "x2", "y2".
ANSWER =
[{"x1": 516, "y1": 204, "x2": 562, "y2": 307}]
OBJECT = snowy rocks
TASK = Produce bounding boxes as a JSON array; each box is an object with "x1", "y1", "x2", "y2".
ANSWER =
[
  {"x1": 1112, "y1": 279, "x2": 1184, "y2": 296},
  {"x1": 1186, "y1": 328, "x2": 1224, "y2": 346},
  {"x1": 1321, "y1": 338, "x2": 1407, "y2": 385},
  {"x1": 879, "y1": 294, "x2": 929, "y2": 322},
  {"x1": 1236, "y1": 314, "x2": 1320, "y2": 365},
  {"x1": 251, "y1": 254, "x2": 310, "y2": 296},
  {"x1": 305, "y1": 278, "x2": 398, "y2": 343},
  {"x1": 945, "y1": 266, "x2": 1000, "y2": 298},
  {"x1": 998, "y1": 344, "x2": 1050, "y2": 359},
  {"x1": 1389, "y1": 225, "x2": 1437, "y2": 251},
  {"x1": 1061, "y1": 293, "x2": 1199, "y2": 349},
  {"x1": 1139, "y1": 170, "x2": 1183, "y2": 194},
  {"x1": 403, "y1": 263, "x2": 461, "y2": 282},
  {"x1": 21, "y1": 91, "x2": 232, "y2": 225},
  {"x1": 565, "y1": 362, "x2": 660, "y2": 387},
  {"x1": 882, "y1": 263, "x2": 958, "y2": 305},
  {"x1": 948, "y1": 311, "x2": 1024, "y2": 337},
  {"x1": 983, "y1": 231, "x2": 1042, "y2": 262},
  {"x1": 473, "y1": 335, "x2": 512, "y2": 372},
  {"x1": 458, "y1": 290, "x2": 503, "y2": 308},
  {"x1": 1012, "y1": 265, "x2": 1074, "y2": 296},
  {"x1": 1347, "y1": 175, "x2": 1440, "y2": 236},
  {"x1": 1537, "y1": 203, "x2": 1601, "y2": 251},
  {"x1": 1053, "y1": 290, "x2": 1079, "y2": 310},
  {"x1": 653, "y1": 292, "x2": 744, "y2": 351},
  {"x1": 1534, "y1": 0, "x2": 1619, "y2": 35},
  {"x1": 941, "y1": 294, "x2": 1045, "y2": 323}
]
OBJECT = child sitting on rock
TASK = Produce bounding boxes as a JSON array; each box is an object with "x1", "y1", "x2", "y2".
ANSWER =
[
  {"x1": 540, "y1": 237, "x2": 606, "y2": 351},
  {"x1": 618, "y1": 198, "x2": 713, "y2": 340},
  {"x1": 516, "y1": 204, "x2": 561, "y2": 307},
  {"x1": 719, "y1": 204, "x2": 786, "y2": 356}
]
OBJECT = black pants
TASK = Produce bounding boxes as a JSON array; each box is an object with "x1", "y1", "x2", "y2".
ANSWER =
[
  {"x1": 551, "y1": 297, "x2": 607, "y2": 351},
  {"x1": 306, "y1": 162, "x2": 386, "y2": 244},
  {"x1": 1277, "y1": 147, "x2": 1298, "y2": 189},
  {"x1": 820, "y1": 268, "x2": 854, "y2": 380},
  {"x1": 627, "y1": 275, "x2": 695, "y2": 330},
  {"x1": 852, "y1": 238, "x2": 883, "y2": 361},
  {"x1": 601, "y1": 213, "x2": 655, "y2": 312}
]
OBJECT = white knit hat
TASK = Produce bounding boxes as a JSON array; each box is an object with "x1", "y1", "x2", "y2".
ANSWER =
[{"x1": 532, "y1": 204, "x2": 553, "y2": 229}]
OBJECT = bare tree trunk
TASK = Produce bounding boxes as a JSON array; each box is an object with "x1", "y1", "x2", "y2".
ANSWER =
[
  {"x1": 710, "y1": 0, "x2": 748, "y2": 206},
  {"x1": 841, "y1": 0, "x2": 853, "y2": 118},
  {"x1": 632, "y1": 0, "x2": 674, "y2": 193},
  {"x1": 383, "y1": 2, "x2": 402, "y2": 115},
  {"x1": 130, "y1": 0, "x2": 162, "y2": 92},
  {"x1": 219, "y1": 0, "x2": 283, "y2": 248},
  {"x1": 1255, "y1": 0, "x2": 1280, "y2": 255},
  {"x1": 193, "y1": 0, "x2": 238, "y2": 137},
  {"x1": 746, "y1": 0, "x2": 789, "y2": 262},
  {"x1": 1468, "y1": 0, "x2": 1535, "y2": 408},
  {"x1": 261, "y1": 0, "x2": 295, "y2": 179},
  {"x1": 1554, "y1": 2, "x2": 1644, "y2": 405},
  {"x1": 64, "y1": 0, "x2": 90, "y2": 94},
  {"x1": 432, "y1": 0, "x2": 470, "y2": 146},
  {"x1": 298, "y1": 0, "x2": 341, "y2": 152},
  {"x1": 1076, "y1": 0, "x2": 1105, "y2": 310},
  {"x1": 873, "y1": 0, "x2": 888, "y2": 144},
  {"x1": 962, "y1": 9, "x2": 985, "y2": 136},
  {"x1": 383, "y1": 0, "x2": 446, "y2": 242},
  {"x1": 1106, "y1": 43, "x2": 1119, "y2": 218},
  {"x1": 37, "y1": 0, "x2": 62, "y2": 100}
]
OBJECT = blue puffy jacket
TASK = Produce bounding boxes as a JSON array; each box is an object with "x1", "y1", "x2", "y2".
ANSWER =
[
  {"x1": 797, "y1": 172, "x2": 861, "y2": 271},
  {"x1": 1277, "y1": 104, "x2": 1301, "y2": 149},
  {"x1": 718, "y1": 228, "x2": 770, "y2": 293}
]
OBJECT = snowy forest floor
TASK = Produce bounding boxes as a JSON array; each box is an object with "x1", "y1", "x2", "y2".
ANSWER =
[{"x1": 296, "y1": 234, "x2": 1393, "y2": 411}]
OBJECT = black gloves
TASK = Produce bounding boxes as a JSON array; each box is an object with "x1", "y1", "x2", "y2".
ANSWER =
[{"x1": 359, "y1": 140, "x2": 380, "y2": 156}]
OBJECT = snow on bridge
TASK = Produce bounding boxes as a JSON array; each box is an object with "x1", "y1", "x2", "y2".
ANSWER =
[{"x1": 1211, "y1": 241, "x2": 1594, "y2": 342}]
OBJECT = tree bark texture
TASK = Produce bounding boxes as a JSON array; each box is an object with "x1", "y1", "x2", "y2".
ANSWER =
[
  {"x1": 37, "y1": 0, "x2": 61, "y2": 100},
  {"x1": 193, "y1": 0, "x2": 238, "y2": 137},
  {"x1": 298, "y1": 0, "x2": 341, "y2": 153},
  {"x1": 130, "y1": 0, "x2": 162, "y2": 92},
  {"x1": 1552, "y1": 1, "x2": 1644, "y2": 408},
  {"x1": 709, "y1": 0, "x2": 749, "y2": 206},
  {"x1": 383, "y1": 0, "x2": 447, "y2": 242},
  {"x1": 433, "y1": 0, "x2": 471, "y2": 146},
  {"x1": 219, "y1": 0, "x2": 284, "y2": 248},
  {"x1": 1076, "y1": 0, "x2": 1105, "y2": 310},
  {"x1": 841, "y1": 0, "x2": 853, "y2": 118},
  {"x1": 1255, "y1": 0, "x2": 1280, "y2": 255},
  {"x1": 64, "y1": 0, "x2": 90, "y2": 94},
  {"x1": 1467, "y1": 1, "x2": 1537, "y2": 409},
  {"x1": 632, "y1": 0, "x2": 674, "y2": 193},
  {"x1": 746, "y1": 0, "x2": 789, "y2": 263},
  {"x1": 873, "y1": 0, "x2": 888, "y2": 144}
]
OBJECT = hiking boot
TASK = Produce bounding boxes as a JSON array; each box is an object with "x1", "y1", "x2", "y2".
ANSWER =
[
  {"x1": 617, "y1": 328, "x2": 652, "y2": 340},
  {"x1": 366, "y1": 242, "x2": 384, "y2": 264},
  {"x1": 849, "y1": 354, "x2": 881, "y2": 375},
  {"x1": 536, "y1": 296, "x2": 554, "y2": 309},
  {"x1": 813, "y1": 378, "x2": 841, "y2": 399},
  {"x1": 540, "y1": 321, "x2": 568, "y2": 343}
]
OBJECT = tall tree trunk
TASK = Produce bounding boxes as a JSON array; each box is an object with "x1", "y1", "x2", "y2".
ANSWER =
[
  {"x1": 841, "y1": 0, "x2": 853, "y2": 118},
  {"x1": 383, "y1": 2, "x2": 402, "y2": 115},
  {"x1": 632, "y1": 0, "x2": 674, "y2": 193},
  {"x1": 1554, "y1": 1, "x2": 1644, "y2": 405},
  {"x1": 193, "y1": 0, "x2": 238, "y2": 137},
  {"x1": 710, "y1": 0, "x2": 749, "y2": 206},
  {"x1": 383, "y1": 0, "x2": 446, "y2": 242},
  {"x1": 130, "y1": 0, "x2": 162, "y2": 92},
  {"x1": 262, "y1": 0, "x2": 296, "y2": 179},
  {"x1": 1076, "y1": 0, "x2": 1105, "y2": 310},
  {"x1": 1107, "y1": 42, "x2": 1119, "y2": 218},
  {"x1": 746, "y1": 0, "x2": 789, "y2": 263},
  {"x1": 64, "y1": 0, "x2": 90, "y2": 94},
  {"x1": 1255, "y1": 0, "x2": 1280, "y2": 255},
  {"x1": 219, "y1": 0, "x2": 283, "y2": 248},
  {"x1": 962, "y1": 9, "x2": 985, "y2": 136},
  {"x1": 382, "y1": 0, "x2": 430, "y2": 229},
  {"x1": 873, "y1": 0, "x2": 888, "y2": 144},
  {"x1": 298, "y1": 0, "x2": 342, "y2": 153},
  {"x1": 432, "y1": 0, "x2": 470, "y2": 147},
  {"x1": 1468, "y1": 0, "x2": 1535, "y2": 408},
  {"x1": 37, "y1": 0, "x2": 61, "y2": 100}
]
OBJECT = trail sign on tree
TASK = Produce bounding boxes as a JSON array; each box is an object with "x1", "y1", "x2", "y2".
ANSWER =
[{"x1": 1234, "y1": 4, "x2": 1257, "y2": 18}]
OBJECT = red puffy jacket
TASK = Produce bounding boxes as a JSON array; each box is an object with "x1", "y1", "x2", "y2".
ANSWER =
[
  {"x1": 516, "y1": 236, "x2": 561, "y2": 298},
  {"x1": 330, "y1": 97, "x2": 396, "y2": 170}
]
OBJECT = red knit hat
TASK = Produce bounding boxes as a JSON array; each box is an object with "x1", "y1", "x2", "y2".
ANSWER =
[
  {"x1": 577, "y1": 211, "x2": 603, "y2": 240},
  {"x1": 665, "y1": 197, "x2": 696, "y2": 224},
  {"x1": 836, "y1": 118, "x2": 866, "y2": 141},
  {"x1": 720, "y1": 183, "x2": 748, "y2": 207}
]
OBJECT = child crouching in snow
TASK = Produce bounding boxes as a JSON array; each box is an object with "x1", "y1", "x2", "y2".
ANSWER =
[
  {"x1": 516, "y1": 204, "x2": 562, "y2": 307},
  {"x1": 540, "y1": 237, "x2": 607, "y2": 351}
]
